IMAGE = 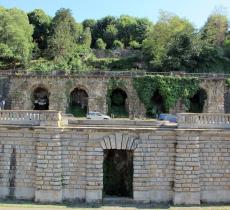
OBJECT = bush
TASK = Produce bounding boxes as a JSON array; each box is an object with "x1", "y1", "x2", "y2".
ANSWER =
[
  {"x1": 112, "y1": 40, "x2": 124, "y2": 49},
  {"x1": 95, "y1": 38, "x2": 107, "y2": 49},
  {"x1": 129, "y1": 40, "x2": 141, "y2": 49},
  {"x1": 26, "y1": 58, "x2": 54, "y2": 72}
]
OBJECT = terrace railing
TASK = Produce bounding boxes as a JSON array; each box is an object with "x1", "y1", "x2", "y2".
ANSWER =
[
  {"x1": 0, "y1": 110, "x2": 61, "y2": 126},
  {"x1": 177, "y1": 113, "x2": 230, "y2": 129}
]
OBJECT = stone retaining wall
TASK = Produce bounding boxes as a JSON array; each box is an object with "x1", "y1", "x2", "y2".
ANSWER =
[
  {"x1": 0, "y1": 124, "x2": 229, "y2": 204},
  {"x1": 5, "y1": 75, "x2": 226, "y2": 117}
]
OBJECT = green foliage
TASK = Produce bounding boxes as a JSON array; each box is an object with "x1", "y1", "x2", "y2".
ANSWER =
[
  {"x1": 0, "y1": 7, "x2": 34, "y2": 67},
  {"x1": 129, "y1": 40, "x2": 141, "y2": 49},
  {"x1": 82, "y1": 19, "x2": 96, "y2": 30},
  {"x1": 86, "y1": 55, "x2": 142, "y2": 70},
  {"x1": 103, "y1": 25, "x2": 118, "y2": 48},
  {"x1": 80, "y1": 27, "x2": 92, "y2": 48},
  {"x1": 27, "y1": 9, "x2": 51, "y2": 51},
  {"x1": 112, "y1": 40, "x2": 124, "y2": 49},
  {"x1": 66, "y1": 104, "x2": 87, "y2": 117},
  {"x1": 201, "y1": 13, "x2": 228, "y2": 46},
  {"x1": 133, "y1": 75, "x2": 200, "y2": 114},
  {"x1": 143, "y1": 11, "x2": 195, "y2": 71},
  {"x1": 92, "y1": 16, "x2": 116, "y2": 47},
  {"x1": 26, "y1": 58, "x2": 54, "y2": 72},
  {"x1": 47, "y1": 8, "x2": 79, "y2": 62},
  {"x1": 110, "y1": 105, "x2": 128, "y2": 118},
  {"x1": 95, "y1": 38, "x2": 107, "y2": 49}
]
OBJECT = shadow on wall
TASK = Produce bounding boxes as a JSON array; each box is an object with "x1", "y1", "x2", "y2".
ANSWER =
[{"x1": 189, "y1": 88, "x2": 207, "y2": 113}]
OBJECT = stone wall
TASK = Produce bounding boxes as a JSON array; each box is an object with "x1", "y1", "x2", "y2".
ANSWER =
[
  {"x1": 4, "y1": 75, "x2": 227, "y2": 117},
  {"x1": 0, "y1": 122, "x2": 229, "y2": 204},
  {"x1": 8, "y1": 76, "x2": 146, "y2": 118},
  {"x1": 0, "y1": 76, "x2": 10, "y2": 109}
]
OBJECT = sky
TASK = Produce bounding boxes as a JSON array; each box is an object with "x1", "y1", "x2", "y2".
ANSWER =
[{"x1": 0, "y1": 0, "x2": 229, "y2": 28}]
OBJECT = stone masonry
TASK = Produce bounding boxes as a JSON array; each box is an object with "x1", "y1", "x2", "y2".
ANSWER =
[
  {"x1": 0, "y1": 111, "x2": 229, "y2": 205},
  {"x1": 4, "y1": 75, "x2": 226, "y2": 117}
]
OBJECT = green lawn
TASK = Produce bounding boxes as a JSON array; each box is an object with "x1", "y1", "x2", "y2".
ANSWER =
[{"x1": 0, "y1": 201, "x2": 229, "y2": 210}]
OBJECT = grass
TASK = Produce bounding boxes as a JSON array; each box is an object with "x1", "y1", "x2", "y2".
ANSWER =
[{"x1": 0, "y1": 201, "x2": 230, "y2": 210}]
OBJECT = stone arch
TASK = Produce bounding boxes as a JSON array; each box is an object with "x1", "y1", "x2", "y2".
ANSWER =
[
  {"x1": 32, "y1": 85, "x2": 50, "y2": 110},
  {"x1": 149, "y1": 89, "x2": 166, "y2": 117},
  {"x1": 109, "y1": 88, "x2": 129, "y2": 118},
  {"x1": 100, "y1": 133, "x2": 138, "y2": 150},
  {"x1": 189, "y1": 88, "x2": 207, "y2": 113},
  {"x1": 68, "y1": 87, "x2": 89, "y2": 117}
]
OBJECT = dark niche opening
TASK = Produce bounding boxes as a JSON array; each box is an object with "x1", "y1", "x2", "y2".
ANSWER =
[
  {"x1": 189, "y1": 88, "x2": 207, "y2": 113},
  {"x1": 103, "y1": 149, "x2": 133, "y2": 198},
  {"x1": 33, "y1": 87, "x2": 49, "y2": 110},
  {"x1": 110, "y1": 88, "x2": 129, "y2": 118},
  {"x1": 148, "y1": 89, "x2": 166, "y2": 117},
  {"x1": 68, "y1": 88, "x2": 88, "y2": 117}
]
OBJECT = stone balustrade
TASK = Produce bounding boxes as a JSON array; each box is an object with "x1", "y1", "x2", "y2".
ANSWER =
[
  {"x1": 177, "y1": 113, "x2": 230, "y2": 129},
  {"x1": 0, "y1": 110, "x2": 61, "y2": 126}
]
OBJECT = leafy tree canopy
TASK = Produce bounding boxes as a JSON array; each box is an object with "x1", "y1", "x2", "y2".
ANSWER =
[{"x1": 0, "y1": 7, "x2": 34, "y2": 67}]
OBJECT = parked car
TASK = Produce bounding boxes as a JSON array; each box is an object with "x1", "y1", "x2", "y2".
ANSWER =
[
  {"x1": 86, "y1": 112, "x2": 111, "y2": 120},
  {"x1": 159, "y1": 114, "x2": 177, "y2": 123}
]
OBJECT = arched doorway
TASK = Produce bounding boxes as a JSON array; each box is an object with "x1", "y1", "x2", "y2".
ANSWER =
[
  {"x1": 110, "y1": 88, "x2": 128, "y2": 118},
  {"x1": 68, "y1": 88, "x2": 88, "y2": 117},
  {"x1": 189, "y1": 88, "x2": 207, "y2": 113},
  {"x1": 33, "y1": 87, "x2": 49, "y2": 110},
  {"x1": 149, "y1": 89, "x2": 166, "y2": 117}
]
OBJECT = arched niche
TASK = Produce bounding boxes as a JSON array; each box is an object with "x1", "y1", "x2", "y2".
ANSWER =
[
  {"x1": 32, "y1": 87, "x2": 49, "y2": 110},
  {"x1": 189, "y1": 88, "x2": 207, "y2": 113},
  {"x1": 68, "y1": 88, "x2": 88, "y2": 117},
  {"x1": 148, "y1": 89, "x2": 166, "y2": 117},
  {"x1": 110, "y1": 88, "x2": 129, "y2": 118}
]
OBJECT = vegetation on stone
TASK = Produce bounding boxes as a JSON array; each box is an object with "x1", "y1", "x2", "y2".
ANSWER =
[{"x1": 133, "y1": 75, "x2": 200, "y2": 116}]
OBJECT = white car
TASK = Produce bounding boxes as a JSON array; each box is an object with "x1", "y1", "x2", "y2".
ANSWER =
[{"x1": 86, "y1": 112, "x2": 111, "y2": 120}]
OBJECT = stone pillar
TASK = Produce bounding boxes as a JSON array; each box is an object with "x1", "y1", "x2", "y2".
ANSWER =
[
  {"x1": 0, "y1": 144, "x2": 11, "y2": 198},
  {"x1": 35, "y1": 131, "x2": 62, "y2": 203},
  {"x1": 174, "y1": 130, "x2": 200, "y2": 205},
  {"x1": 85, "y1": 141, "x2": 103, "y2": 203}
]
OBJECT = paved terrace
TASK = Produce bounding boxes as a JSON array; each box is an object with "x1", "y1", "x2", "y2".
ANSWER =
[{"x1": 1, "y1": 110, "x2": 230, "y2": 129}]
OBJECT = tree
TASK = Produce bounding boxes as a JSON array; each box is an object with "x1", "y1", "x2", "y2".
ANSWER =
[
  {"x1": 201, "y1": 12, "x2": 229, "y2": 46},
  {"x1": 164, "y1": 32, "x2": 202, "y2": 71},
  {"x1": 91, "y1": 16, "x2": 116, "y2": 47},
  {"x1": 47, "y1": 8, "x2": 78, "y2": 61},
  {"x1": 116, "y1": 15, "x2": 137, "y2": 47},
  {"x1": 28, "y1": 9, "x2": 51, "y2": 51},
  {"x1": 80, "y1": 27, "x2": 92, "y2": 48},
  {"x1": 0, "y1": 7, "x2": 34, "y2": 67},
  {"x1": 82, "y1": 19, "x2": 96, "y2": 30},
  {"x1": 103, "y1": 24, "x2": 118, "y2": 48},
  {"x1": 143, "y1": 11, "x2": 195, "y2": 70}
]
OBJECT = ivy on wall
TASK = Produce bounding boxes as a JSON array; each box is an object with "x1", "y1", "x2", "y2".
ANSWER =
[
  {"x1": 107, "y1": 78, "x2": 127, "y2": 116},
  {"x1": 226, "y1": 78, "x2": 230, "y2": 88},
  {"x1": 133, "y1": 75, "x2": 200, "y2": 115}
]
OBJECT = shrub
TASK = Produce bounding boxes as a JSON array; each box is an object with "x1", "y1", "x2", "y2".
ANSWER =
[
  {"x1": 129, "y1": 40, "x2": 141, "y2": 49},
  {"x1": 95, "y1": 38, "x2": 107, "y2": 49},
  {"x1": 112, "y1": 40, "x2": 124, "y2": 49}
]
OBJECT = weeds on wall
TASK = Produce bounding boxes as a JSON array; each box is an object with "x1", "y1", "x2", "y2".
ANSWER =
[{"x1": 133, "y1": 75, "x2": 200, "y2": 115}]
